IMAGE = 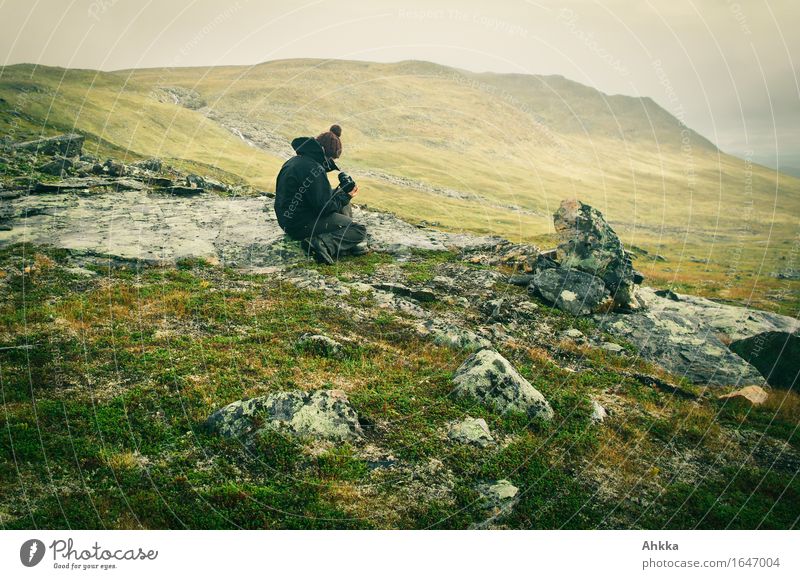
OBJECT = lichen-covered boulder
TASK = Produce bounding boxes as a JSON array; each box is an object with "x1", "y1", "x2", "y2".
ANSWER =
[
  {"x1": 531, "y1": 267, "x2": 609, "y2": 315},
  {"x1": 447, "y1": 417, "x2": 494, "y2": 447},
  {"x1": 205, "y1": 389, "x2": 363, "y2": 442},
  {"x1": 553, "y1": 198, "x2": 637, "y2": 310},
  {"x1": 416, "y1": 319, "x2": 492, "y2": 351},
  {"x1": 452, "y1": 349, "x2": 554, "y2": 420}
]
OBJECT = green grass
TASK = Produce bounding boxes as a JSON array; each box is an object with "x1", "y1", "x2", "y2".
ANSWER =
[{"x1": 1, "y1": 243, "x2": 798, "y2": 529}]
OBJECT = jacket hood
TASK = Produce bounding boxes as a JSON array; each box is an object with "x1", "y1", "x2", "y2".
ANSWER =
[{"x1": 290, "y1": 137, "x2": 339, "y2": 171}]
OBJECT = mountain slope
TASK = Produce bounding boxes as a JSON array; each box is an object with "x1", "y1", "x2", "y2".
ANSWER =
[{"x1": 1, "y1": 58, "x2": 798, "y2": 312}]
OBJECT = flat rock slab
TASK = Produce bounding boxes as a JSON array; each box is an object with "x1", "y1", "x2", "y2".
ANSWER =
[
  {"x1": 0, "y1": 190, "x2": 498, "y2": 268},
  {"x1": 596, "y1": 287, "x2": 772, "y2": 387}
]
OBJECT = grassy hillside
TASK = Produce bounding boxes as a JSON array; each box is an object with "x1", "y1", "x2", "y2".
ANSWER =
[
  {"x1": 1, "y1": 59, "x2": 798, "y2": 313},
  {"x1": 2, "y1": 245, "x2": 798, "y2": 529}
]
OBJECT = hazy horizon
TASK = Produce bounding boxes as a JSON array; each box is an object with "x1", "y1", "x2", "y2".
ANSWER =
[{"x1": 1, "y1": 0, "x2": 798, "y2": 171}]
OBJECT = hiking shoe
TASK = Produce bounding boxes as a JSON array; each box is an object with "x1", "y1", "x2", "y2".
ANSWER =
[
  {"x1": 348, "y1": 242, "x2": 370, "y2": 257},
  {"x1": 301, "y1": 237, "x2": 334, "y2": 265}
]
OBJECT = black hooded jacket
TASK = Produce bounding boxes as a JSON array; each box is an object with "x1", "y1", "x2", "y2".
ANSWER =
[{"x1": 274, "y1": 137, "x2": 351, "y2": 238}]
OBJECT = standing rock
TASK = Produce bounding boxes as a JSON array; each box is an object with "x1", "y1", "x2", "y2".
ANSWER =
[
  {"x1": 553, "y1": 199, "x2": 638, "y2": 310},
  {"x1": 452, "y1": 349, "x2": 554, "y2": 420},
  {"x1": 447, "y1": 417, "x2": 495, "y2": 447},
  {"x1": 531, "y1": 267, "x2": 609, "y2": 316},
  {"x1": 205, "y1": 389, "x2": 363, "y2": 442}
]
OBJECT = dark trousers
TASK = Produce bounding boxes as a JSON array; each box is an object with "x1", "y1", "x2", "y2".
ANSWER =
[{"x1": 292, "y1": 205, "x2": 367, "y2": 257}]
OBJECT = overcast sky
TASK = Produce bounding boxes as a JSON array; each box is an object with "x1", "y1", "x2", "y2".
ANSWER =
[{"x1": 1, "y1": 0, "x2": 798, "y2": 168}]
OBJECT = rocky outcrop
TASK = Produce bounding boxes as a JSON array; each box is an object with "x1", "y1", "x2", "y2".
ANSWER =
[
  {"x1": 205, "y1": 389, "x2": 363, "y2": 442},
  {"x1": 452, "y1": 349, "x2": 554, "y2": 420},
  {"x1": 595, "y1": 286, "x2": 799, "y2": 388},
  {"x1": 13, "y1": 133, "x2": 84, "y2": 157},
  {"x1": 553, "y1": 198, "x2": 638, "y2": 310}
]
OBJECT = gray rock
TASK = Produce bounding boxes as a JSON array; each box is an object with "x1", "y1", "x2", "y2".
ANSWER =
[
  {"x1": 561, "y1": 328, "x2": 586, "y2": 342},
  {"x1": 729, "y1": 331, "x2": 799, "y2": 389},
  {"x1": 38, "y1": 156, "x2": 73, "y2": 176},
  {"x1": 152, "y1": 86, "x2": 206, "y2": 109},
  {"x1": 638, "y1": 287, "x2": 800, "y2": 343},
  {"x1": 416, "y1": 319, "x2": 491, "y2": 351},
  {"x1": 186, "y1": 174, "x2": 205, "y2": 188},
  {"x1": 553, "y1": 198, "x2": 638, "y2": 310},
  {"x1": 297, "y1": 333, "x2": 342, "y2": 357},
  {"x1": 599, "y1": 341, "x2": 624, "y2": 354},
  {"x1": 508, "y1": 273, "x2": 536, "y2": 286},
  {"x1": 13, "y1": 133, "x2": 84, "y2": 157},
  {"x1": 205, "y1": 389, "x2": 363, "y2": 442},
  {"x1": 447, "y1": 416, "x2": 494, "y2": 447},
  {"x1": 452, "y1": 349, "x2": 554, "y2": 420},
  {"x1": 103, "y1": 159, "x2": 126, "y2": 177},
  {"x1": 372, "y1": 282, "x2": 437, "y2": 303},
  {"x1": 532, "y1": 267, "x2": 609, "y2": 315},
  {"x1": 472, "y1": 479, "x2": 520, "y2": 528}
]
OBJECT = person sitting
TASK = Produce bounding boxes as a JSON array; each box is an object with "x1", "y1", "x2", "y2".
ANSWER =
[{"x1": 274, "y1": 124, "x2": 368, "y2": 264}]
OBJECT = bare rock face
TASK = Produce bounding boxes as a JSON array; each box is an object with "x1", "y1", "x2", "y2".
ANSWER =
[
  {"x1": 553, "y1": 198, "x2": 638, "y2": 310},
  {"x1": 452, "y1": 349, "x2": 554, "y2": 420},
  {"x1": 205, "y1": 389, "x2": 363, "y2": 442}
]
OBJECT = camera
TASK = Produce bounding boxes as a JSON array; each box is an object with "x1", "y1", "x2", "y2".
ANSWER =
[{"x1": 338, "y1": 172, "x2": 356, "y2": 194}]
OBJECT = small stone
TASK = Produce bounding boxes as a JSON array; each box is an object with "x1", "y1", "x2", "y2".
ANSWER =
[
  {"x1": 599, "y1": 341, "x2": 624, "y2": 354},
  {"x1": 447, "y1": 417, "x2": 494, "y2": 447},
  {"x1": 507, "y1": 273, "x2": 536, "y2": 286},
  {"x1": 561, "y1": 328, "x2": 586, "y2": 342},
  {"x1": 718, "y1": 385, "x2": 769, "y2": 406},
  {"x1": 486, "y1": 479, "x2": 519, "y2": 502},
  {"x1": 590, "y1": 400, "x2": 607, "y2": 423}
]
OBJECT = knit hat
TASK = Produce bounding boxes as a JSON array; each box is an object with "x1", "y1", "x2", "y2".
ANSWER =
[{"x1": 315, "y1": 124, "x2": 343, "y2": 159}]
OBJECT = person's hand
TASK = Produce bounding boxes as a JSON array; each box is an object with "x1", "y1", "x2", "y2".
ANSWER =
[{"x1": 349, "y1": 184, "x2": 359, "y2": 197}]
